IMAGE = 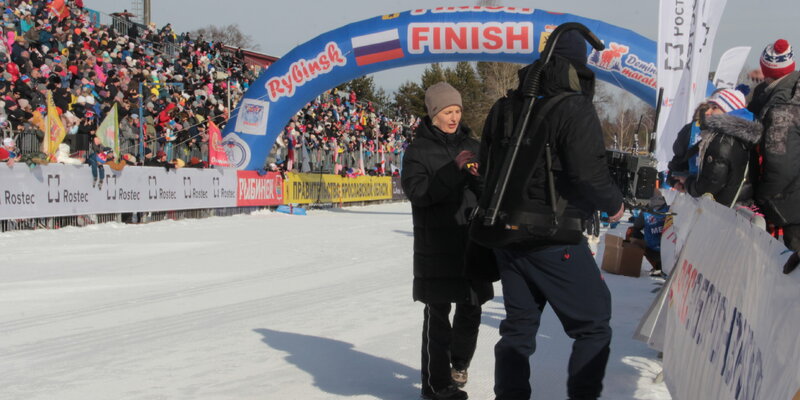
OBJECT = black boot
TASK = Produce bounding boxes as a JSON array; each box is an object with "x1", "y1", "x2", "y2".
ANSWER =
[{"x1": 421, "y1": 384, "x2": 467, "y2": 400}]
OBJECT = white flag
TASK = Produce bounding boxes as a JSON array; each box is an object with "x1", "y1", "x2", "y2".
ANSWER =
[
  {"x1": 655, "y1": 0, "x2": 728, "y2": 171},
  {"x1": 712, "y1": 46, "x2": 751, "y2": 89}
]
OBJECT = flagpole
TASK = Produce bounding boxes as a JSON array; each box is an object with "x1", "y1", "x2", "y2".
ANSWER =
[{"x1": 138, "y1": 82, "x2": 145, "y2": 163}]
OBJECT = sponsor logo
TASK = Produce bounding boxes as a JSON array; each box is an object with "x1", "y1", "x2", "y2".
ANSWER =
[
  {"x1": 265, "y1": 42, "x2": 346, "y2": 102},
  {"x1": 351, "y1": 29, "x2": 405, "y2": 66},
  {"x1": 408, "y1": 22, "x2": 534, "y2": 54},
  {"x1": 588, "y1": 42, "x2": 657, "y2": 89},
  {"x1": 105, "y1": 175, "x2": 118, "y2": 200},
  {"x1": 103, "y1": 174, "x2": 142, "y2": 201},
  {"x1": 182, "y1": 176, "x2": 208, "y2": 200},
  {"x1": 233, "y1": 99, "x2": 270, "y2": 136},
  {"x1": 222, "y1": 133, "x2": 251, "y2": 170},
  {"x1": 148, "y1": 176, "x2": 158, "y2": 200},
  {"x1": 664, "y1": 42, "x2": 686, "y2": 70},
  {"x1": 236, "y1": 171, "x2": 283, "y2": 206},
  {"x1": 538, "y1": 24, "x2": 557, "y2": 53},
  {"x1": 47, "y1": 174, "x2": 60, "y2": 203},
  {"x1": 212, "y1": 176, "x2": 220, "y2": 198},
  {"x1": 381, "y1": 13, "x2": 400, "y2": 20},
  {"x1": 147, "y1": 176, "x2": 175, "y2": 200},
  {"x1": 411, "y1": 6, "x2": 532, "y2": 15},
  {"x1": 44, "y1": 174, "x2": 89, "y2": 204},
  {"x1": 211, "y1": 176, "x2": 235, "y2": 199}
]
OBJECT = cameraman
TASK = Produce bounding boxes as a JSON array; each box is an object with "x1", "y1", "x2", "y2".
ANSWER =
[{"x1": 474, "y1": 31, "x2": 623, "y2": 400}]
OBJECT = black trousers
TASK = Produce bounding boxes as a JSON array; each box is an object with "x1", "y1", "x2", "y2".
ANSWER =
[
  {"x1": 494, "y1": 243, "x2": 612, "y2": 400},
  {"x1": 421, "y1": 302, "x2": 482, "y2": 394},
  {"x1": 783, "y1": 224, "x2": 800, "y2": 253}
]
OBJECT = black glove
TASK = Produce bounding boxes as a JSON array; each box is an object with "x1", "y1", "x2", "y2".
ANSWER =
[{"x1": 454, "y1": 150, "x2": 476, "y2": 170}]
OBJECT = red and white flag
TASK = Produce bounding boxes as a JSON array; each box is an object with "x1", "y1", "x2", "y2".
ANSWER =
[
  {"x1": 48, "y1": 0, "x2": 70, "y2": 21},
  {"x1": 208, "y1": 121, "x2": 231, "y2": 167}
]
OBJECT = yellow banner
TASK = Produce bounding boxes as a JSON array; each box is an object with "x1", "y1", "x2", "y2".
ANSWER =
[{"x1": 283, "y1": 173, "x2": 392, "y2": 204}]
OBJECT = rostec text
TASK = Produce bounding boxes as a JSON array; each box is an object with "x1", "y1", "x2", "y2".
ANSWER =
[
  {"x1": 4, "y1": 190, "x2": 35, "y2": 205},
  {"x1": 191, "y1": 189, "x2": 208, "y2": 199},
  {"x1": 408, "y1": 22, "x2": 534, "y2": 54},
  {"x1": 239, "y1": 178, "x2": 277, "y2": 200},
  {"x1": 673, "y1": 0, "x2": 686, "y2": 37},
  {"x1": 117, "y1": 189, "x2": 140, "y2": 201},
  {"x1": 266, "y1": 42, "x2": 347, "y2": 102},
  {"x1": 62, "y1": 190, "x2": 89, "y2": 203},
  {"x1": 159, "y1": 189, "x2": 176, "y2": 200},
  {"x1": 220, "y1": 189, "x2": 236, "y2": 199}
]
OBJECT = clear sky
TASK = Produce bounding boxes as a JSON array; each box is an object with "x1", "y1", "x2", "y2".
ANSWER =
[{"x1": 83, "y1": 0, "x2": 799, "y2": 94}]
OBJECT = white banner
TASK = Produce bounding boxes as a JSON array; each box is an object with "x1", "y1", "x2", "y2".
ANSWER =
[
  {"x1": 713, "y1": 46, "x2": 752, "y2": 89},
  {"x1": 662, "y1": 195, "x2": 800, "y2": 400},
  {"x1": 656, "y1": 0, "x2": 728, "y2": 171},
  {"x1": 0, "y1": 165, "x2": 238, "y2": 219}
]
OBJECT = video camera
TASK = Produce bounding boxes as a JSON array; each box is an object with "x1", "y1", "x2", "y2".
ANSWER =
[{"x1": 606, "y1": 150, "x2": 659, "y2": 206}]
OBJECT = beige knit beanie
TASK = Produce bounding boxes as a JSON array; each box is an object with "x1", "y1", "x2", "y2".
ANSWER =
[{"x1": 424, "y1": 82, "x2": 462, "y2": 117}]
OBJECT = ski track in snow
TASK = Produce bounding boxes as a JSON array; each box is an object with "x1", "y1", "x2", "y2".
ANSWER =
[{"x1": 0, "y1": 202, "x2": 670, "y2": 400}]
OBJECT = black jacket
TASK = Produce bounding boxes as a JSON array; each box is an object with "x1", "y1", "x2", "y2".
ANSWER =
[
  {"x1": 749, "y1": 71, "x2": 800, "y2": 225},
  {"x1": 401, "y1": 118, "x2": 493, "y2": 305},
  {"x1": 686, "y1": 112, "x2": 762, "y2": 207},
  {"x1": 475, "y1": 56, "x2": 623, "y2": 248}
]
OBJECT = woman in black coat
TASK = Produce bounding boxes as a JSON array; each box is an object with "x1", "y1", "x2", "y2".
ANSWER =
[{"x1": 401, "y1": 82, "x2": 493, "y2": 400}]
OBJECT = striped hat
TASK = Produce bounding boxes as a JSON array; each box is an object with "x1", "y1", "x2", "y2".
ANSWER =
[
  {"x1": 760, "y1": 39, "x2": 795, "y2": 80},
  {"x1": 707, "y1": 89, "x2": 747, "y2": 113}
]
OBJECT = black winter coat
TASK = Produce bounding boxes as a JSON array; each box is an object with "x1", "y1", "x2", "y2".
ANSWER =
[
  {"x1": 476, "y1": 56, "x2": 623, "y2": 248},
  {"x1": 401, "y1": 118, "x2": 494, "y2": 305},
  {"x1": 686, "y1": 112, "x2": 762, "y2": 206},
  {"x1": 749, "y1": 71, "x2": 800, "y2": 225}
]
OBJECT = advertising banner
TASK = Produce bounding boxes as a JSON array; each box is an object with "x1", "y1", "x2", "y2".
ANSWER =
[
  {"x1": 656, "y1": 0, "x2": 727, "y2": 170},
  {"x1": 236, "y1": 171, "x2": 284, "y2": 206},
  {"x1": 661, "y1": 195, "x2": 800, "y2": 400},
  {"x1": 0, "y1": 165, "x2": 237, "y2": 219},
  {"x1": 223, "y1": 6, "x2": 662, "y2": 170},
  {"x1": 283, "y1": 173, "x2": 392, "y2": 204},
  {"x1": 391, "y1": 176, "x2": 405, "y2": 201}
]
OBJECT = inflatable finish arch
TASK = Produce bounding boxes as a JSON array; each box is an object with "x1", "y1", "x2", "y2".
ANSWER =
[{"x1": 223, "y1": 6, "x2": 660, "y2": 170}]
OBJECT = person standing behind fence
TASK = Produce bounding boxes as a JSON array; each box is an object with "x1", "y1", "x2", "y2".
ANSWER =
[
  {"x1": 401, "y1": 82, "x2": 494, "y2": 400},
  {"x1": 748, "y1": 39, "x2": 800, "y2": 251},
  {"x1": 681, "y1": 89, "x2": 762, "y2": 207}
]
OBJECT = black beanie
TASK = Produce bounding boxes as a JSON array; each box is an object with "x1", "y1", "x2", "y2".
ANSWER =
[{"x1": 552, "y1": 30, "x2": 588, "y2": 65}]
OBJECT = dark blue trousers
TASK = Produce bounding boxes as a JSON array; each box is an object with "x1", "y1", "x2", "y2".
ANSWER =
[{"x1": 494, "y1": 243, "x2": 612, "y2": 400}]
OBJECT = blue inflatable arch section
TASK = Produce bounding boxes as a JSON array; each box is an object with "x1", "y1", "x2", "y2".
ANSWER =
[{"x1": 223, "y1": 6, "x2": 660, "y2": 170}]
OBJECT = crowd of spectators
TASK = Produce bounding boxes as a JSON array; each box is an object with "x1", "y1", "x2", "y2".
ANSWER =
[
  {"x1": 0, "y1": 0, "x2": 259, "y2": 168},
  {"x1": 0, "y1": 0, "x2": 412, "y2": 176},
  {"x1": 270, "y1": 89, "x2": 415, "y2": 176}
]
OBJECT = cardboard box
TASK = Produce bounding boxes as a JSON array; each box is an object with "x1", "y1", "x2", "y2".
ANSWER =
[{"x1": 601, "y1": 234, "x2": 644, "y2": 277}]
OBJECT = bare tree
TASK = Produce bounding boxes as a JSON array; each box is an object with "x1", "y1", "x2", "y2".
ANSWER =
[{"x1": 191, "y1": 24, "x2": 258, "y2": 50}]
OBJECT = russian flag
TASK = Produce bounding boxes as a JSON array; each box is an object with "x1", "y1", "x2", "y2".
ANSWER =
[{"x1": 351, "y1": 29, "x2": 405, "y2": 66}]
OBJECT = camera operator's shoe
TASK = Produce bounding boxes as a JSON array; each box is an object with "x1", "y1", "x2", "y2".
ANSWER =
[
  {"x1": 649, "y1": 268, "x2": 665, "y2": 278},
  {"x1": 451, "y1": 368, "x2": 468, "y2": 388},
  {"x1": 92, "y1": 179, "x2": 97, "y2": 188},
  {"x1": 421, "y1": 384, "x2": 468, "y2": 400},
  {"x1": 97, "y1": 179, "x2": 103, "y2": 190}
]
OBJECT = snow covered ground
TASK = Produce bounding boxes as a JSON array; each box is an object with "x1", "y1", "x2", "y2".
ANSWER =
[{"x1": 0, "y1": 202, "x2": 670, "y2": 400}]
